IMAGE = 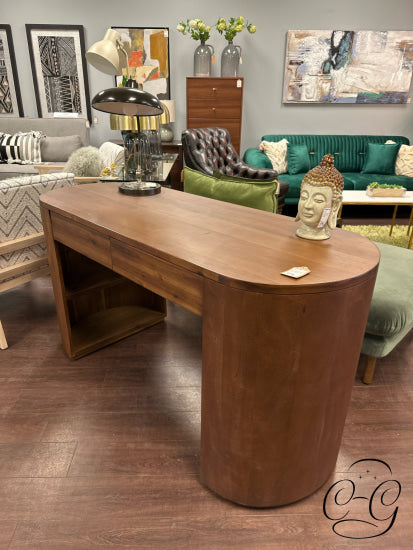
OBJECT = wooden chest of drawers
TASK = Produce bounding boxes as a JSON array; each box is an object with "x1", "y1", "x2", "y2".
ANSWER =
[{"x1": 186, "y1": 77, "x2": 244, "y2": 153}]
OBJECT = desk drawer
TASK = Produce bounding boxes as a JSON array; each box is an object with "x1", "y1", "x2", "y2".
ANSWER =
[
  {"x1": 111, "y1": 240, "x2": 203, "y2": 315},
  {"x1": 51, "y1": 212, "x2": 112, "y2": 268}
]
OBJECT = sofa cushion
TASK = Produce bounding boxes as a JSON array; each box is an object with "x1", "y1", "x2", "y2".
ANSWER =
[
  {"x1": 361, "y1": 242, "x2": 413, "y2": 359},
  {"x1": 0, "y1": 132, "x2": 43, "y2": 164},
  {"x1": 183, "y1": 167, "x2": 277, "y2": 213},
  {"x1": 361, "y1": 142, "x2": 399, "y2": 175},
  {"x1": 275, "y1": 172, "x2": 357, "y2": 205},
  {"x1": 40, "y1": 135, "x2": 83, "y2": 162},
  {"x1": 345, "y1": 172, "x2": 413, "y2": 191},
  {"x1": 259, "y1": 139, "x2": 289, "y2": 174},
  {"x1": 365, "y1": 242, "x2": 413, "y2": 338}
]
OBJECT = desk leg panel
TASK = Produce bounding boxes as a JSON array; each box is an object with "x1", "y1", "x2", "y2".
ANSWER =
[
  {"x1": 40, "y1": 206, "x2": 74, "y2": 357},
  {"x1": 200, "y1": 275, "x2": 376, "y2": 507}
]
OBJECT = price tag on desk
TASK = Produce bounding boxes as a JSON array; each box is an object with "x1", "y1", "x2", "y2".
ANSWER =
[{"x1": 281, "y1": 266, "x2": 311, "y2": 279}]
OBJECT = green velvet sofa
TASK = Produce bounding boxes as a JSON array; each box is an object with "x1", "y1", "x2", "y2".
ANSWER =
[{"x1": 243, "y1": 134, "x2": 412, "y2": 206}]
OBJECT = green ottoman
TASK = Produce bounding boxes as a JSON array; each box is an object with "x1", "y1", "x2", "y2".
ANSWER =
[{"x1": 362, "y1": 242, "x2": 413, "y2": 383}]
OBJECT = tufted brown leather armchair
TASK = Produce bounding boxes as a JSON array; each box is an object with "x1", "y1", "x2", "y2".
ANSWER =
[{"x1": 182, "y1": 127, "x2": 288, "y2": 213}]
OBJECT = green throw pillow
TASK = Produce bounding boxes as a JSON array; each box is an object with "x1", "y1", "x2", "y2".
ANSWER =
[
  {"x1": 287, "y1": 143, "x2": 310, "y2": 174},
  {"x1": 183, "y1": 167, "x2": 277, "y2": 213},
  {"x1": 361, "y1": 142, "x2": 399, "y2": 175}
]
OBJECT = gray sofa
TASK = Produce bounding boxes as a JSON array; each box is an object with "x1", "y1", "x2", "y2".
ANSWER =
[{"x1": 0, "y1": 118, "x2": 90, "y2": 180}]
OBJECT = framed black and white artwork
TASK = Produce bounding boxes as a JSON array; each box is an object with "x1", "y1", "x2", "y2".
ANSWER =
[
  {"x1": 0, "y1": 25, "x2": 24, "y2": 117},
  {"x1": 26, "y1": 24, "x2": 91, "y2": 121}
]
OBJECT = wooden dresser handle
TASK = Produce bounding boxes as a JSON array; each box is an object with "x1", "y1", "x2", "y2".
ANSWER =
[
  {"x1": 212, "y1": 87, "x2": 217, "y2": 92},
  {"x1": 212, "y1": 107, "x2": 216, "y2": 111}
]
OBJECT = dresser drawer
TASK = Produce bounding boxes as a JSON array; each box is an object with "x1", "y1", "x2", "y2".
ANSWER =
[
  {"x1": 186, "y1": 77, "x2": 243, "y2": 153},
  {"x1": 187, "y1": 99, "x2": 242, "y2": 119},
  {"x1": 187, "y1": 77, "x2": 243, "y2": 100},
  {"x1": 51, "y1": 212, "x2": 112, "y2": 268}
]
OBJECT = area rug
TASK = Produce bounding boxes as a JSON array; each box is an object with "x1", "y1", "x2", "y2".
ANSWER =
[{"x1": 342, "y1": 225, "x2": 412, "y2": 249}]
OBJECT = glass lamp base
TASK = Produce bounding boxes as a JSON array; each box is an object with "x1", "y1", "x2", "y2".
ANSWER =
[{"x1": 118, "y1": 181, "x2": 161, "y2": 196}]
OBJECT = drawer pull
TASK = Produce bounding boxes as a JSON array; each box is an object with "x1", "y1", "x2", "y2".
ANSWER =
[
  {"x1": 212, "y1": 107, "x2": 216, "y2": 111},
  {"x1": 212, "y1": 87, "x2": 217, "y2": 92}
]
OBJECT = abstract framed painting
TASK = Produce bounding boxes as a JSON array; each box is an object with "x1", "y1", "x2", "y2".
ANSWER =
[
  {"x1": 0, "y1": 25, "x2": 24, "y2": 117},
  {"x1": 283, "y1": 30, "x2": 413, "y2": 104},
  {"x1": 111, "y1": 27, "x2": 170, "y2": 99},
  {"x1": 26, "y1": 24, "x2": 91, "y2": 121}
]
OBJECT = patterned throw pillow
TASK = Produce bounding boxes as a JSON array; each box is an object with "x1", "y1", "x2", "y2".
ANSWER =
[
  {"x1": 259, "y1": 139, "x2": 289, "y2": 174},
  {"x1": 385, "y1": 140, "x2": 413, "y2": 176},
  {"x1": 0, "y1": 131, "x2": 43, "y2": 164},
  {"x1": 395, "y1": 144, "x2": 413, "y2": 176}
]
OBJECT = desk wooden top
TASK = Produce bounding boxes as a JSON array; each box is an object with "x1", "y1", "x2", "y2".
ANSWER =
[{"x1": 40, "y1": 183, "x2": 380, "y2": 294}]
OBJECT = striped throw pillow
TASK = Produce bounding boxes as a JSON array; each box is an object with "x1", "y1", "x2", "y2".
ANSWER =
[{"x1": 0, "y1": 131, "x2": 43, "y2": 164}]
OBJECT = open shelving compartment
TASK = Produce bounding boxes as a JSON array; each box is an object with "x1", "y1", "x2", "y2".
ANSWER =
[{"x1": 58, "y1": 244, "x2": 167, "y2": 359}]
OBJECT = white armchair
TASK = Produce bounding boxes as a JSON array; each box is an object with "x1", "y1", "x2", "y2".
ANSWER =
[{"x1": 0, "y1": 172, "x2": 75, "y2": 348}]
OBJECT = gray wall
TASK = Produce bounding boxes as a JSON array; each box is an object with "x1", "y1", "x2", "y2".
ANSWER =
[{"x1": 2, "y1": 0, "x2": 413, "y2": 152}]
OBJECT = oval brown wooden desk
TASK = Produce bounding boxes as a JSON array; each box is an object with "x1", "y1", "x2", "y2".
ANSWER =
[{"x1": 40, "y1": 183, "x2": 380, "y2": 508}]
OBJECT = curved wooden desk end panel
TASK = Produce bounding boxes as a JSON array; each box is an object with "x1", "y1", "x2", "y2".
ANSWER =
[{"x1": 201, "y1": 273, "x2": 377, "y2": 508}]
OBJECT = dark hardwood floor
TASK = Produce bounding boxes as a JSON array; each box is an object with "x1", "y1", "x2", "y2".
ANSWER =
[{"x1": 0, "y1": 275, "x2": 412, "y2": 549}]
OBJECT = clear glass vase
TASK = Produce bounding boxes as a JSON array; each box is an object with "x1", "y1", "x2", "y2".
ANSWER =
[
  {"x1": 221, "y1": 41, "x2": 242, "y2": 77},
  {"x1": 194, "y1": 40, "x2": 214, "y2": 77}
]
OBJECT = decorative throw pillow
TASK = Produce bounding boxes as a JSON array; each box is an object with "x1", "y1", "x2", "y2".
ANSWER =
[
  {"x1": 259, "y1": 139, "x2": 289, "y2": 174},
  {"x1": 0, "y1": 131, "x2": 43, "y2": 164},
  {"x1": 287, "y1": 143, "x2": 310, "y2": 174},
  {"x1": 41, "y1": 135, "x2": 83, "y2": 162},
  {"x1": 184, "y1": 167, "x2": 277, "y2": 213},
  {"x1": 361, "y1": 142, "x2": 399, "y2": 175},
  {"x1": 99, "y1": 141, "x2": 125, "y2": 168},
  {"x1": 394, "y1": 144, "x2": 413, "y2": 176}
]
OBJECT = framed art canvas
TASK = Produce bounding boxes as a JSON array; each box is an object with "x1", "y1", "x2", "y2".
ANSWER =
[
  {"x1": 283, "y1": 30, "x2": 413, "y2": 104},
  {"x1": 0, "y1": 25, "x2": 24, "y2": 117},
  {"x1": 26, "y1": 24, "x2": 91, "y2": 121},
  {"x1": 111, "y1": 27, "x2": 170, "y2": 99}
]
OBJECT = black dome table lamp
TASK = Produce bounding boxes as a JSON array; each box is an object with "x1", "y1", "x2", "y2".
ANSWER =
[{"x1": 91, "y1": 87, "x2": 164, "y2": 195}]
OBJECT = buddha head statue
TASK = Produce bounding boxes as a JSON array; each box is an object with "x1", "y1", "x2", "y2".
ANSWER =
[{"x1": 295, "y1": 154, "x2": 344, "y2": 240}]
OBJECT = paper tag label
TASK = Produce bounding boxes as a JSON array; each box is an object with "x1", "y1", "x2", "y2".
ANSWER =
[
  {"x1": 164, "y1": 30, "x2": 169, "y2": 37},
  {"x1": 53, "y1": 112, "x2": 79, "y2": 118},
  {"x1": 237, "y1": 79, "x2": 242, "y2": 88},
  {"x1": 281, "y1": 266, "x2": 311, "y2": 279},
  {"x1": 317, "y1": 206, "x2": 331, "y2": 228}
]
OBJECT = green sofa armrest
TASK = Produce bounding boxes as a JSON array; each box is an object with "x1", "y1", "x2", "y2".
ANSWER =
[{"x1": 243, "y1": 148, "x2": 273, "y2": 170}]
